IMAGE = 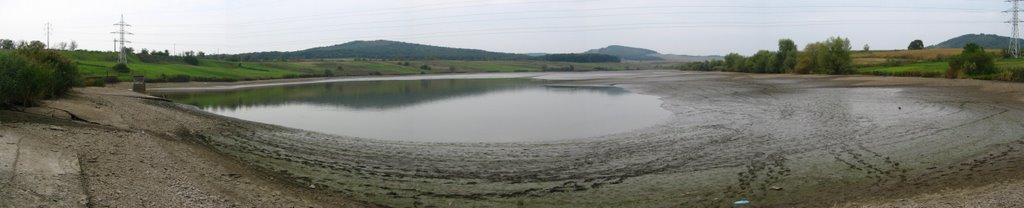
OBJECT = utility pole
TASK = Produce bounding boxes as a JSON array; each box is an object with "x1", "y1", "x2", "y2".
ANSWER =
[
  {"x1": 1007, "y1": 0, "x2": 1024, "y2": 58},
  {"x1": 44, "y1": 22, "x2": 53, "y2": 48},
  {"x1": 111, "y1": 14, "x2": 132, "y2": 65}
]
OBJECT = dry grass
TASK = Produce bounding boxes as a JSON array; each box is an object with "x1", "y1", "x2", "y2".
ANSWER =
[{"x1": 834, "y1": 179, "x2": 1024, "y2": 208}]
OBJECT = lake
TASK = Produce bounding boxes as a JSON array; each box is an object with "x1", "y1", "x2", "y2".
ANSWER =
[{"x1": 153, "y1": 78, "x2": 671, "y2": 142}]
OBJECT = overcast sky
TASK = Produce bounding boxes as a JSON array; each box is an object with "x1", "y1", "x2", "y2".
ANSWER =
[{"x1": 0, "y1": 0, "x2": 1008, "y2": 55}]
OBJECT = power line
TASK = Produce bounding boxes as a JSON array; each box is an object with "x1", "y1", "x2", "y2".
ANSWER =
[
  {"x1": 111, "y1": 14, "x2": 133, "y2": 65},
  {"x1": 1008, "y1": 0, "x2": 1023, "y2": 58}
]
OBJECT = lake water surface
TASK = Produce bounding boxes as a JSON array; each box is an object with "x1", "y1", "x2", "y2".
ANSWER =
[{"x1": 154, "y1": 78, "x2": 670, "y2": 142}]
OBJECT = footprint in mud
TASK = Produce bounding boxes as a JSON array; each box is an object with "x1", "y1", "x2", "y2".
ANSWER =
[
  {"x1": 827, "y1": 143, "x2": 909, "y2": 185},
  {"x1": 721, "y1": 152, "x2": 791, "y2": 202}
]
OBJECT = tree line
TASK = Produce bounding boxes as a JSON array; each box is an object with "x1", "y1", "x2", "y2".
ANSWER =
[{"x1": 680, "y1": 37, "x2": 853, "y2": 75}]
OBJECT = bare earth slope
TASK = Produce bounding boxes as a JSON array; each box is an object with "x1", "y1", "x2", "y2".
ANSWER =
[
  {"x1": 0, "y1": 88, "x2": 369, "y2": 208},
  {"x1": 3, "y1": 71, "x2": 1024, "y2": 207}
]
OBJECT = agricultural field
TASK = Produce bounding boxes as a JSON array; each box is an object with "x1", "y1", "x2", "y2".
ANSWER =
[
  {"x1": 66, "y1": 51, "x2": 675, "y2": 82},
  {"x1": 851, "y1": 48, "x2": 1024, "y2": 80}
]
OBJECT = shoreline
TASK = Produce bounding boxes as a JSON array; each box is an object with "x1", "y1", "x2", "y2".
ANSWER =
[{"x1": 4, "y1": 70, "x2": 1024, "y2": 207}]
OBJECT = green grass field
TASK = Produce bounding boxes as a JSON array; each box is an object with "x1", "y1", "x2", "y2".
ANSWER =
[
  {"x1": 850, "y1": 48, "x2": 1024, "y2": 81},
  {"x1": 67, "y1": 51, "x2": 669, "y2": 82}
]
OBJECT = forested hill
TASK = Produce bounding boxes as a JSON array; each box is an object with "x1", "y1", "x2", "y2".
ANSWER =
[
  {"x1": 584, "y1": 45, "x2": 663, "y2": 61},
  {"x1": 240, "y1": 40, "x2": 532, "y2": 60},
  {"x1": 929, "y1": 34, "x2": 1024, "y2": 49}
]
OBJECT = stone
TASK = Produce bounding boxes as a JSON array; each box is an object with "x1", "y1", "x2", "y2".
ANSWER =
[
  {"x1": 48, "y1": 126, "x2": 67, "y2": 131},
  {"x1": 769, "y1": 186, "x2": 783, "y2": 191}
]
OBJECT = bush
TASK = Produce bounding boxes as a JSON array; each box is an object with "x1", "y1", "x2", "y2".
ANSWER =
[
  {"x1": 1006, "y1": 67, "x2": 1024, "y2": 82},
  {"x1": 947, "y1": 43, "x2": 996, "y2": 77},
  {"x1": 112, "y1": 63, "x2": 130, "y2": 73},
  {"x1": 0, "y1": 52, "x2": 47, "y2": 107},
  {"x1": 182, "y1": 56, "x2": 199, "y2": 66},
  {"x1": 0, "y1": 48, "x2": 80, "y2": 107},
  {"x1": 16, "y1": 48, "x2": 80, "y2": 97}
]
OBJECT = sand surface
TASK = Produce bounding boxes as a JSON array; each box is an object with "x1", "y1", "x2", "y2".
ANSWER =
[{"x1": 3, "y1": 70, "x2": 1024, "y2": 207}]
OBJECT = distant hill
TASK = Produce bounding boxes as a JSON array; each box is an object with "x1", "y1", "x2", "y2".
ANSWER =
[
  {"x1": 241, "y1": 40, "x2": 531, "y2": 60},
  {"x1": 929, "y1": 34, "x2": 1024, "y2": 49},
  {"x1": 584, "y1": 45, "x2": 663, "y2": 61},
  {"x1": 584, "y1": 45, "x2": 722, "y2": 62}
]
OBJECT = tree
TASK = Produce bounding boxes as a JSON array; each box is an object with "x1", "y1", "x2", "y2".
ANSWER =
[
  {"x1": 323, "y1": 69, "x2": 335, "y2": 77},
  {"x1": 419, "y1": 64, "x2": 431, "y2": 70},
  {"x1": 140, "y1": 48, "x2": 150, "y2": 55},
  {"x1": 56, "y1": 42, "x2": 67, "y2": 50},
  {"x1": 795, "y1": 42, "x2": 826, "y2": 74},
  {"x1": 68, "y1": 41, "x2": 78, "y2": 51},
  {"x1": 0, "y1": 39, "x2": 14, "y2": 49},
  {"x1": 820, "y1": 37, "x2": 853, "y2": 74},
  {"x1": 863, "y1": 44, "x2": 870, "y2": 52},
  {"x1": 775, "y1": 39, "x2": 798, "y2": 73},
  {"x1": 748, "y1": 50, "x2": 774, "y2": 73},
  {"x1": 112, "y1": 63, "x2": 130, "y2": 73},
  {"x1": 723, "y1": 53, "x2": 745, "y2": 71},
  {"x1": 25, "y1": 41, "x2": 46, "y2": 50},
  {"x1": 908, "y1": 39, "x2": 924, "y2": 50},
  {"x1": 948, "y1": 43, "x2": 996, "y2": 77}
]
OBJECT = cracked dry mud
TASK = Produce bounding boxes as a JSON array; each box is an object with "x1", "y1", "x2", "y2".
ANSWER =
[{"x1": 3, "y1": 71, "x2": 1024, "y2": 207}]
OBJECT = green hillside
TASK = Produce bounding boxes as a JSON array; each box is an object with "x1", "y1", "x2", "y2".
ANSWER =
[
  {"x1": 584, "y1": 45, "x2": 663, "y2": 61},
  {"x1": 929, "y1": 34, "x2": 1023, "y2": 49}
]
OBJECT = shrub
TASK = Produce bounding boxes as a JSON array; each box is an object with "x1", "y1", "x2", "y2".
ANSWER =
[
  {"x1": 0, "y1": 52, "x2": 47, "y2": 107},
  {"x1": 947, "y1": 43, "x2": 996, "y2": 77},
  {"x1": 0, "y1": 48, "x2": 80, "y2": 107},
  {"x1": 112, "y1": 63, "x2": 130, "y2": 73},
  {"x1": 16, "y1": 48, "x2": 80, "y2": 97},
  {"x1": 1006, "y1": 67, "x2": 1024, "y2": 82},
  {"x1": 183, "y1": 56, "x2": 200, "y2": 66}
]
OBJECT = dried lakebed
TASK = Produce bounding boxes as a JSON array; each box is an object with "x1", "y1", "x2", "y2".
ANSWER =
[{"x1": 156, "y1": 71, "x2": 1024, "y2": 207}]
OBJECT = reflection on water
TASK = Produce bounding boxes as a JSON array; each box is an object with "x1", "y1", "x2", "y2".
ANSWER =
[{"x1": 153, "y1": 78, "x2": 669, "y2": 142}]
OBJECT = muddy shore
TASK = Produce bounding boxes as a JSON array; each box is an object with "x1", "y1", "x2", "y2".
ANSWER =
[{"x1": 3, "y1": 71, "x2": 1024, "y2": 207}]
